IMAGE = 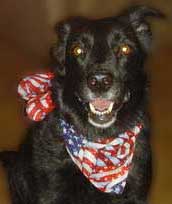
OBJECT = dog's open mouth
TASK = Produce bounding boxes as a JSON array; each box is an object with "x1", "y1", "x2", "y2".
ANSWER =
[{"x1": 88, "y1": 98, "x2": 117, "y2": 128}]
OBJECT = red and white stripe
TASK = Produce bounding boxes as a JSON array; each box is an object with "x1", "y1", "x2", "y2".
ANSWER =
[{"x1": 18, "y1": 72, "x2": 55, "y2": 121}]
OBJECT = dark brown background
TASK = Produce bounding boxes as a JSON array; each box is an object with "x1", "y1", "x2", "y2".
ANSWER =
[{"x1": 0, "y1": 0, "x2": 172, "y2": 203}]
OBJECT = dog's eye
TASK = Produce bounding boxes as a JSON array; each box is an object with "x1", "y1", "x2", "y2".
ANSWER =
[
  {"x1": 114, "y1": 44, "x2": 133, "y2": 56},
  {"x1": 119, "y1": 44, "x2": 132, "y2": 55},
  {"x1": 70, "y1": 45, "x2": 84, "y2": 57}
]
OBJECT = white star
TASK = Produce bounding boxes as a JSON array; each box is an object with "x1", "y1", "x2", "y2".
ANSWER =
[{"x1": 68, "y1": 139, "x2": 73, "y2": 145}]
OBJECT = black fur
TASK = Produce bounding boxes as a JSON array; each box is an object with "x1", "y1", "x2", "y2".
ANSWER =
[{"x1": 0, "y1": 5, "x2": 164, "y2": 204}]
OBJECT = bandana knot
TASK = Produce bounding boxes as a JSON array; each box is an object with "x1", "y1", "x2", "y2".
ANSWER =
[{"x1": 18, "y1": 72, "x2": 55, "y2": 121}]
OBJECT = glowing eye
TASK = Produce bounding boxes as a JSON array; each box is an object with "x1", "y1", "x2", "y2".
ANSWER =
[
  {"x1": 71, "y1": 45, "x2": 84, "y2": 57},
  {"x1": 120, "y1": 44, "x2": 132, "y2": 55}
]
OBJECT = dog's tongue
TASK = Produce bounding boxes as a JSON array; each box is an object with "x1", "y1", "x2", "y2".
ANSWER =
[{"x1": 91, "y1": 99, "x2": 111, "y2": 111}]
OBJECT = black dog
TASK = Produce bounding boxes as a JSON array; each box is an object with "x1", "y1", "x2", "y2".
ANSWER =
[{"x1": 0, "y1": 5, "x2": 164, "y2": 204}]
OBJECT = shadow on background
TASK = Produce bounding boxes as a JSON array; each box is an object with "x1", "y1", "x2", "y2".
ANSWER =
[{"x1": 0, "y1": 0, "x2": 172, "y2": 203}]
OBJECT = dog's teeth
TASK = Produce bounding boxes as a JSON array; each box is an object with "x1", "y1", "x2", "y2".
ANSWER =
[
  {"x1": 109, "y1": 102, "x2": 114, "y2": 112},
  {"x1": 89, "y1": 103, "x2": 96, "y2": 113},
  {"x1": 99, "y1": 111, "x2": 104, "y2": 116},
  {"x1": 106, "y1": 110, "x2": 110, "y2": 114},
  {"x1": 89, "y1": 102, "x2": 114, "y2": 116}
]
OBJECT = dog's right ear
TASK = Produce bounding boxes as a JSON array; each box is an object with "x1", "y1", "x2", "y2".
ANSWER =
[{"x1": 51, "y1": 17, "x2": 88, "y2": 76}]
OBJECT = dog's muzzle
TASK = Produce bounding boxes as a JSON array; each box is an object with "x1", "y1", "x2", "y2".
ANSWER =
[{"x1": 86, "y1": 72, "x2": 128, "y2": 128}]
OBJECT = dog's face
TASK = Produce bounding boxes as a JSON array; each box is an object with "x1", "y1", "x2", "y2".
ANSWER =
[
  {"x1": 52, "y1": 6, "x2": 163, "y2": 135},
  {"x1": 63, "y1": 20, "x2": 144, "y2": 129}
]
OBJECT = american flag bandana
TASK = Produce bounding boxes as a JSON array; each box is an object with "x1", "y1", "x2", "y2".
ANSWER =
[
  {"x1": 60, "y1": 119, "x2": 142, "y2": 194},
  {"x1": 18, "y1": 72, "x2": 55, "y2": 121}
]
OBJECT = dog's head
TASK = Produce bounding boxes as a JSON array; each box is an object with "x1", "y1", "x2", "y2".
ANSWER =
[{"x1": 51, "y1": 5, "x2": 164, "y2": 136}]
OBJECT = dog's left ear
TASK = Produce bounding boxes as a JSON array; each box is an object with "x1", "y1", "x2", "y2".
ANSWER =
[{"x1": 124, "y1": 5, "x2": 165, "y2": 51}]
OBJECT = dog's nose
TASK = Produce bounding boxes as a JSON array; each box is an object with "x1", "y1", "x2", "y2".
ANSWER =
[{"x1": 87, "y1": 73, "x2": 113, "y2": 92}]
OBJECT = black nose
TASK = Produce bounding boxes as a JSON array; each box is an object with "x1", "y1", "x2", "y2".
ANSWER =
[{"x1": 87, "y1": 73, "x2": 113, "y2": 92}]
